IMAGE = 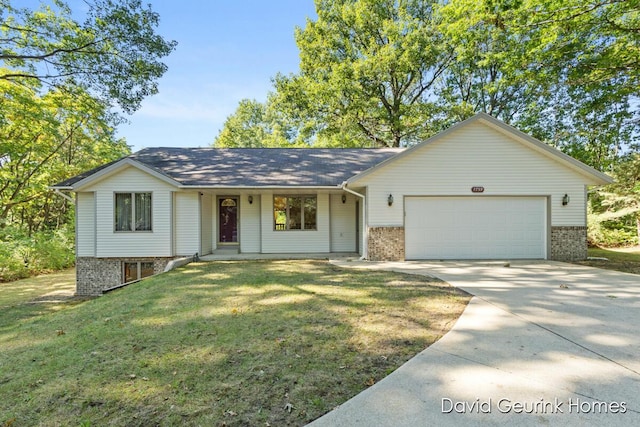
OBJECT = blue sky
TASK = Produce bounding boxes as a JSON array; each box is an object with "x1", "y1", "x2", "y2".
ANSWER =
[{"x1": 113, "y1": 1, "x2": 317, "y2": 152}]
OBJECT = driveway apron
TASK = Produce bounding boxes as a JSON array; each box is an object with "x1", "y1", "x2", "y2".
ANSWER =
[{"x1": 309, "y1": 261, "x2": 640, "y2": 426}]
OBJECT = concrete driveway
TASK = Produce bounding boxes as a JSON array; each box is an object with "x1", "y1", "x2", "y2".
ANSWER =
[{"x1": 310, "y1": 260, "x2": 640, "y2": 426}]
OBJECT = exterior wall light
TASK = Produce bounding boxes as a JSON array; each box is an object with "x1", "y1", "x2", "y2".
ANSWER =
[
  {"x1": 562, "y1": 194, "x2": 570, "y2": 206},
  {"x1": 342, "y1": 194, "x2": 347, "y2": 204},
  {"x1": 248, "y1": 195, "x2": 253, "y2": 204},
  {"x1": 388, "y1": 194, "x2": 394, "y2": 206}
]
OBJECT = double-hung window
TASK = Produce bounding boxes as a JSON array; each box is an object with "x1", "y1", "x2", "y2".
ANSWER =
[
  {"x1": 274, "y1": 195, "x2": 317, "y2": 230},
  {"x1": 115, "y1": 192, "x2": 152, "y2": 232}
]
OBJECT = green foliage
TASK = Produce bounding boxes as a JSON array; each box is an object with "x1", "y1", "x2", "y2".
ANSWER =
[
  {"x1": 0, "y1": 76, "x2": 130, "y2": 232},
  {"x1": 272, "y1": 0, "x2": 453, "y2": 147},
  {"x1": 588, "y1": 154, "x2": 640, "y2": 247},
  {"x1": 0, "y1": 0, "x2": 171, "y2": 245},
  {"x1": 0, "y1": 225, "x2": 75, "y2": 282},
  {"x1": 213, "y1": 99, "x2": 296, "y2": 147},
  {"x1": 0, "y1": 0, "x2": 177, "y2": 113},
  {"x1": 217, "y1": 0, "x2": 638, "y2": 161}
]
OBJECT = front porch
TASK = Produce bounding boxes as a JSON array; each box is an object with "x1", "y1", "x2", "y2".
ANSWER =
[{"x1": 200, "y1": 251, "x2": 360, "y2": 261}]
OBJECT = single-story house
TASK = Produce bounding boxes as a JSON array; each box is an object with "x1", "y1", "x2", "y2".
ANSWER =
[{"x1": 52, "y1": 113, "x2": 613, "y2": 295}]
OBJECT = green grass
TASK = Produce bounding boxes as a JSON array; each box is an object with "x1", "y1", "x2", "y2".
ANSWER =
[
  {"x1": 574, "y1": 247, "x2": 640, "y2": 274},
  {"x1": 0, "y1": 268, "x2": 75, "y2": 307},
  {"x1": 0, "y1": 260, "x2": 469, "y2": 426}
]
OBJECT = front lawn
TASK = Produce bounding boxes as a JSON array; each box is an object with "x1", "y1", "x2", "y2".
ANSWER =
[
  {"x1": 574, "y1": 247, "x2": 640, "y2": 274},
  {"x1": 0, "y1": 260, "x2": 469, "y2": 426}
]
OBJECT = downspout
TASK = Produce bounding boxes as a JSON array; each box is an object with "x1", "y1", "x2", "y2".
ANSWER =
[{"x1": 341, "y1": 183, "x2": 367, "y2": 260}]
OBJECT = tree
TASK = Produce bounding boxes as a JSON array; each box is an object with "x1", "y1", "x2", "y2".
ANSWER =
[
  {"x1": 435, "y1": 0, "x2": 554, "y2": 126},
  {"x1": 1, "y1": 0, "x2": 174, "y2": 232},
  {"x1": 590, "y1": 154, "x2": 640, "y2": 246},
  {"x1": 513, "y1": 0, "x2": 640, "y2": 101},
  {"x1": 0, "y1": 75, "x2": 129, "y2": 232},
  {"x1": 272, "y1": 0, "x2": 454, "y2": 147},
  {"x1": 1, "y1": 0, "x2": 176, "y2": 113},
  {"x1": 214, "y1": 99, "x2": 294, "y2": 148}
]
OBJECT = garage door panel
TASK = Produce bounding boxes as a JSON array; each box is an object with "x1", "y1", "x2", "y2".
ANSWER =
[{"x1": 405, "y1": 197, "x2": 546, "y2": 260}]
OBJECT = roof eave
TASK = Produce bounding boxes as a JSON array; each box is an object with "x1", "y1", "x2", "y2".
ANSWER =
[
  {"x1": 182, "y1": 185, "x2": 342, "y2": 190},
  {"x1": 71, "y1": 158, "x2": 182, "y2": 191}
]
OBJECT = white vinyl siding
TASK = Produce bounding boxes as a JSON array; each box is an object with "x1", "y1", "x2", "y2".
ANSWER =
[
  {"x1": 201, "y1": 193, "x2": 213, "y2": 255},
  {"x1": 261, "y1": 191, "x2": 330, "y2": 253},
  {"x1": 359, "y1": 121, "x2": 591, "y2": 227},
  {"x1": 405, "y1": 196, "x2": 547, "y2": 259},
  {"x1": 240, "y1": 194, "x2": 261, "y2": 253},
  {"x1": 76, "y1": 192, "x2": 95, "y2": 256},
  {"x1": 89, "y1": 166, "x2": 175, "y2": 257},
  {"x1": 330, "y1": 194, "x2": 357, "y2": 252},
  {"x1": 174, "y1": 192, "x2": 201, "y2": 256}
]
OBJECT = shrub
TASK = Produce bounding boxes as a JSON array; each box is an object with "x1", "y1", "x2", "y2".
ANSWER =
[
  {"x1": 588, "y1": 212, "x2": 638, "y2": 247},
  {"x1": 0, "y1": 226, "x2": 75, "y2": 282}
]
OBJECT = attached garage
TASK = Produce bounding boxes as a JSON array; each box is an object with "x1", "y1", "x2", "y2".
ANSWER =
[{"x1": 405, "y1": 196, "x2": 547, "y2": 260}]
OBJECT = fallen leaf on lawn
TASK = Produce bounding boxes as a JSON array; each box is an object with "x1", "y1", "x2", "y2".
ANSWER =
[
  {"x1": 224, "y1": 410, "x2": 238, "y2": 417},
  {"x1": 284, "y1": 402, "x2": 293, "y2": 413},
  {"x1": 129, "y1": 374, "x2": 136, "y2": 379},
  {"x1": 365, "y1": 377, "x2": 375, "y2": 386}
]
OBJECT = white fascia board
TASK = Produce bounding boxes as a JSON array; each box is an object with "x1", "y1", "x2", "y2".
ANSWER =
[{"x1": 72, "y1": 158, "x2": 182, "y2": 191}]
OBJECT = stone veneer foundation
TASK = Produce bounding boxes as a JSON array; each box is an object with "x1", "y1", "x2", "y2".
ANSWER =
[
  {"x1": 366, "y1": 225, "x2": 587, "y2": 262},
  {"x1": 368, "y1": 226, "x2": 405, "y2": 261},
  {"x1": 550, "y1": 226, "x2": 588, "y2": 261},
  {"x1": 76, "y1": 257, "x2": 174, "y2": 296}
]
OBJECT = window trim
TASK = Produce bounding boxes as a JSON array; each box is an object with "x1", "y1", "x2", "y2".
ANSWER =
[
  {"x1": 114, "y1": 192, "x2": 153, "y2": 232},
  {"x1": 273, "y1": 195, "x2": 317, "y2": 231},
  {"x1": 122, "y1": 261, "x2": 155, "y2": 284}
]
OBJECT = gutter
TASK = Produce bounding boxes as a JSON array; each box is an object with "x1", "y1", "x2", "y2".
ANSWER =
[
  {"x1": 51, "y1": 188, "x2": 75, "y2": 203},
  {"x1": 340, "y1": 182, "x2": 367, "y2": 260}
]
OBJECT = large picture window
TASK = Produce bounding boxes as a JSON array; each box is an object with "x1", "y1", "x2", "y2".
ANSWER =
[
  {"x1": 115, "y1": 192, "x2": 152, "y2": 231},
  {"x1": 274, "y1": 196, "x2": 317, "y2": 231}
]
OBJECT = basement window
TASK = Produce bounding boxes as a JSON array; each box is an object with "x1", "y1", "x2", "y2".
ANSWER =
[{"x1": 123, "y1": 261, "x2": 155, "y2": 284}]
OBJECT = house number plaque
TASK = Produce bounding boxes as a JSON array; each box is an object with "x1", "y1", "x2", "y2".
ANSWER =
[{"x1": 471, "y1": 186, "x2": 485, "y2": 193}]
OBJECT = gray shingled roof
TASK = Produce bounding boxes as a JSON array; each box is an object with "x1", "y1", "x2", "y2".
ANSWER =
[{"x1": 54, "y1": 147, "x2": 404, "y2": 188}]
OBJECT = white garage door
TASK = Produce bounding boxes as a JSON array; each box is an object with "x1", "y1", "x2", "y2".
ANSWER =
[{"x1": 405, "y1": 197, "x2": 546, "y2": 260}]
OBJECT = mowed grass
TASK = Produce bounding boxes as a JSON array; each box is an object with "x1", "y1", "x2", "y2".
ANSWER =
[
  {"x1": 0, "y1": 260, "x2": 469, "y2": 426},
  {"x1": 575, "y1": 247, "x2": 640, "y2": 274},
  {"x1": 0, "y1": 268, "x2": 75, "y2": 308}
]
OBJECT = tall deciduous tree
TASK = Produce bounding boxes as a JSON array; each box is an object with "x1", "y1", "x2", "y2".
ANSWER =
[
  {"x1": 0, "y1": 0, "x2": 177, "y2": 113},
  {"x1": 0, "y1": 75, "x2": 129, "y2": 232},
  {"x1": 274, "y1": 0, "x2": 453, "y2": 147},
  {"x1": 1, "y1": 0, "x2": 173, "y2": 231},
  {"x1": 214, "y1": 99, "x2": 294, "y2": 148},
  {"x1": 514, "y1": 0, "x2": 640, "y2": 101},
  {"x1": 590, "y1": 154, "x2": 640, "y2": 245}
]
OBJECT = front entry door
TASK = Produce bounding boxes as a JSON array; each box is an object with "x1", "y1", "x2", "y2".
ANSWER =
[{"x1": 219, "y1": 197, "x2": 238, "y2": 244}]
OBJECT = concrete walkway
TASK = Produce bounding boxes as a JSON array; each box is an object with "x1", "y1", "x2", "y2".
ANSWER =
[{"x1": 309, "y1": 260, "x2": 640, "y2": 426}]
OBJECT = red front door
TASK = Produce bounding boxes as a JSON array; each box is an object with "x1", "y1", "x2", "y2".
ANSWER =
[{"x1": 219, "y1": 197, "x2": 238, "y2": 243}]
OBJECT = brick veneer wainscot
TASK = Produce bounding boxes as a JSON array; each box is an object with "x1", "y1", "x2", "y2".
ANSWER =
[
  {"x1": 550, "y1": 226, "x2": 587, "y2": 261},
  {"x1": 76, "y1": 257, "x2": 173, "y2": 296},
  {"x1": 368, "y1": 226, "x2": 405, "y2": 261}
]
